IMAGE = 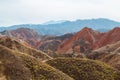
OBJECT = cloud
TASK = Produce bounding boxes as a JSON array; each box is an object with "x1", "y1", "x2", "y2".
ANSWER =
[{"x1": 0, "y1": 0, "x2": 120, "y2": 26}]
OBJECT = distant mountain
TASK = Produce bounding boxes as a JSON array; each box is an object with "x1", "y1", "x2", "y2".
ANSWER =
[
  {"x1": 42, "y1": 20, "x2": 67, "y2": 25},
  {"x1": 0, "y1": 18, "x2": 120, "y2": 35}
]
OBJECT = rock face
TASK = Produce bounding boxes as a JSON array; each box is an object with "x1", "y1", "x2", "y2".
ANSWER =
[
  {"x1": 0, "y1": 28, "x2": 42, "y2": 47},
  {"x1": 57, "y1": 27, "x2": 120, "y2": 54}
]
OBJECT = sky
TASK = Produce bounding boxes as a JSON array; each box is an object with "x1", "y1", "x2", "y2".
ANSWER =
[{"x1": 0, "y1": 0, "x2": 120, "y2": 26}]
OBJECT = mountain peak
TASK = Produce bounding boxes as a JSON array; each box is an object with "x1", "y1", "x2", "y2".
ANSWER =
[
  {"x1": 81, "y1": 27, "x2": 93, "y2": 31},
  {"x1": 77, "y1": 27, "x2": 100, "y2": 36}
]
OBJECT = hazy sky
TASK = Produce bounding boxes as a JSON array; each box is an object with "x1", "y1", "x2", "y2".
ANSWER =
[{"x1": 0, "y1": 0, "x2": 120, "y2": 26}]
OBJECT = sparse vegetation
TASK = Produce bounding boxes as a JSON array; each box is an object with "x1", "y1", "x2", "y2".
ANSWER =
[
  {"x1": 47, "y1": 58, "x2": 120, "y2": 80},
  {"x1": 20, "y1": 54, "x2": 74, "y2": 80}
]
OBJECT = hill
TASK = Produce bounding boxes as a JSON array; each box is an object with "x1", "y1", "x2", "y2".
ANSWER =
[
  {"x1": 0, "y1": 18, "x2": 120, "y2": 35},
  {"x1": 0, "y1": 45, "x2": 74, "y2": 80},
  {"x1": 47, "y1": 58, "x2": 120, "y2": 80},
  {"x1": 0, "y1": 36, "x2": 51, "y2": 60},
  {"x1": 0, "y1": 28, "x2": 42, "y2": 47}
]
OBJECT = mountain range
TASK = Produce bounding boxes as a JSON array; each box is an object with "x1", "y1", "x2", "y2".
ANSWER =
[{"x1": 0, "y1": 18, "x2": 120, "y2": 35}]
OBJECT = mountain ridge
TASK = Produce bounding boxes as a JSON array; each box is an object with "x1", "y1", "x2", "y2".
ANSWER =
[{"x1": 0, "y1": 18, "x2": 120, "y2": 35}]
